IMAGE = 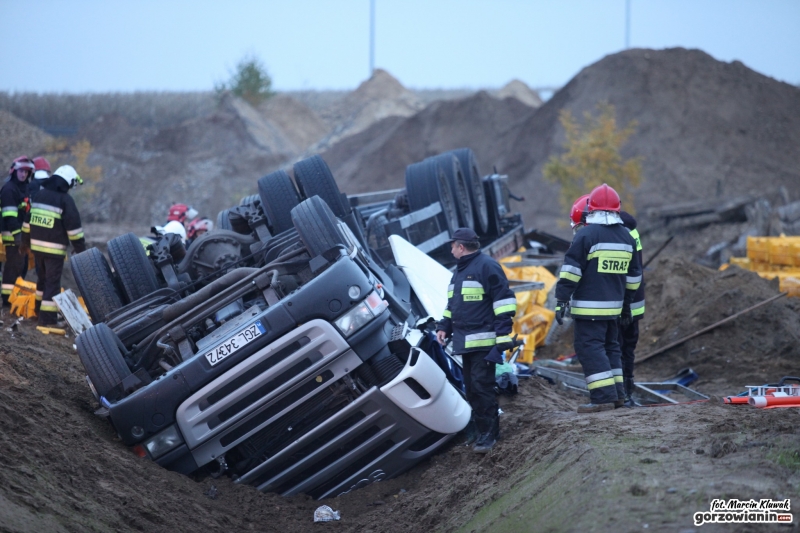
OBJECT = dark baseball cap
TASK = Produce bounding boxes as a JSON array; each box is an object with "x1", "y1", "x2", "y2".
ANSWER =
[{"x1": 447, "y1": 227, "x2": 479, "y2": 242}]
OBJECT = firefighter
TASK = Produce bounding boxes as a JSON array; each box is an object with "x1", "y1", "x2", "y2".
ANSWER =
[
  {"x1": 167, "y1": 203, "x2": 198, "y2": 231},
  {"x1": 570, "y1": 194, "x2": 590, "y2": 234},
  {"x1": 618, "y1": 210, "x2": 645, "y2": 407},
  {"x1": 22, "y1": 165, "x2": 86, "y2": 326},
  {"x1": 554, "y1": 184, "x2": 642, "y2": 413},
  {"x1": 28, "y1": 157, "x2": 52, "y2": 197},
  {"x1": 435, "y1": 227, "x2": 517, "y2": 453},
  {"x1": 186, "y1": 217, "x2": 213, "y2": 246},
  {"x1": 1, "y1": 156, "x2": 35, "y2": 306}
]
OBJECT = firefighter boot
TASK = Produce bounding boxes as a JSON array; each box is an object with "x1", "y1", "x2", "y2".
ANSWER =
[
  {"x1": 577, "y1": 402, "x2": 615, "y2": 413},
  {"x1": 623, "y1": 377, "x2": 640, "y2": 407}
]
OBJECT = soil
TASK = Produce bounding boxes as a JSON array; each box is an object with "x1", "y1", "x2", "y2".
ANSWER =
[
  {"x1": 0, "y1": 110, "x2": 52, "y2": 167},
  {"x1": 1, "y1": 291, "x2": 799, "y2": 532}
]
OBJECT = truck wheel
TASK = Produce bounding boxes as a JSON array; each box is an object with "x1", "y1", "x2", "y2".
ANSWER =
[
  {"x1": 431, "y1": 153, "x2": 474, "y2": 231},
  {"x1": 450, "y1": 148, "x2": 489, "y2": 234},
  {"x1": 258, "y1": 169, "x2": 301, "y2": 234},
  {"x1": 216, "y1": 209, "x2": 233, "y2": 231},
  {"x1": 293, "y1": 155, "x2": 350, "y2": 218},
  {"x1": 76, "y1": 323, "x2": 131, "y2": 399},
  {"x1": 70, "y1": 248, "x2": 124, "y2": 323},
  {"x1": 239, "y1": 194, "x2": 260, "y2": 206},
  {"x1": 291, "y1": 195, "x2": 347, "y2": 258},
  {"x1": 405, "y1": 159, "x2": 459, "y2": 234},
  {"x1": 107, "y1": 233, "x2": 160, "y2": 304}
]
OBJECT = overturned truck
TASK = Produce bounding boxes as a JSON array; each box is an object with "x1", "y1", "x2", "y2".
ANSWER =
[{"x1": 70, "y1": 149, "x2": 523, "y2": 498}]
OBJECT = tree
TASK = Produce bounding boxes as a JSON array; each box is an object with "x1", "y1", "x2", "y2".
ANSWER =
[
  {"x1": 543, "y1": 102, "x2": 642, "y2": 214},
  {"x1": 216, "y1": 55, "x2": 274, "y2": 107}
]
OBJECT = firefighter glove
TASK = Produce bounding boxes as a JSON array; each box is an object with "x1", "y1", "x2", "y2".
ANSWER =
[
  {"x1": 484, "y1": 346, "x2": 505, "y2": 364},
  {"x1": 555, "y1": 301, "x2": 568, "y2": 325},
  {"x1": 620, "y1": 304, "x2": 632, "y2": 327}
]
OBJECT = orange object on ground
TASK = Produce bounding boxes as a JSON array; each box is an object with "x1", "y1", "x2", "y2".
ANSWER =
[
  {"x1": 748, "y1": 395, "x2": 800, "y2": 408},
  {"x1": 723, "y1": 396, "x2": 750, "y2": 404}
]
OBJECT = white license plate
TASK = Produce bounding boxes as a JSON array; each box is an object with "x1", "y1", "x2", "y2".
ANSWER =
[{"x1": 204, "y1": 322, "x2": 266, "y2": 366}]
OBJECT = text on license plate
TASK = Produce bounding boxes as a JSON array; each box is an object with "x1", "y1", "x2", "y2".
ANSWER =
[{"x1": 205, "y1": 322, "x2": 266, "y2": 366}]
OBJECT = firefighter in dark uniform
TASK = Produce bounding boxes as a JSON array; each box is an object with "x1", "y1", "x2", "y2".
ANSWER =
[
  {"x1": 436, "y1": 228, "x2": 517, "y2": 453},
  {"x1": 554, "y1": 184, "x2": 642, "y2": 413},
  {"x1": 22, "y1": 165, "x2": 86, "y2": 326},
  {"x1": 1, "y1": 156, "x2": 35, "y2": 306},
  {"x1": 618, "y1": 211, "x2": 645, "y2": 407}
]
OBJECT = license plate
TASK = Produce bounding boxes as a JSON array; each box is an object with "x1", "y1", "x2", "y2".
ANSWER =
[{"x1": 204, "y1": 322, "x2": 265, "y2": 366}]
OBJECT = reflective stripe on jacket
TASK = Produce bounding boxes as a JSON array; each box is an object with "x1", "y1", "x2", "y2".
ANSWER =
[
  {"x1": 628, "y1": 227, "x2": 645, "y2": 320},
  {"x1": 555, "y1": 222, "x2": 642, "y2": 320},
  {"x1": 436, "y1": 251, "x2": 517, "y2": 354},
  {"x1": 23, "y1": 176, "x2": 86, "y2": 256},
  {"x1": 0, "y1": 178, "x2": 29, "y2": 244}
]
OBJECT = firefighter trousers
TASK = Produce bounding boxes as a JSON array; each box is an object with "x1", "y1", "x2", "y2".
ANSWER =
[
  {"x1": 1, "y1": 245, "x2": 26, "y2": 306},
  {"x1": 34, "y1": 253, "x2": 64, "y2": 325},
  {"x1": 618, "y1": 320, "x2": 640, "y2": 380},
  {"x1": 461, "y1": 351, "x2": 498, "y2": 437},
  {"x1": 574, "y1": 318, "x2": 624, "y2": 404}
]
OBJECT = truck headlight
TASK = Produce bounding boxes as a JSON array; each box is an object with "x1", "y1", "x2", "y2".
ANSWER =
[
  {"x1": 335, "y1": 291, "x2": 388, "y2": 337},
  {"x1": 143, "y1": 424, "x2": 184, "y2": 459}
]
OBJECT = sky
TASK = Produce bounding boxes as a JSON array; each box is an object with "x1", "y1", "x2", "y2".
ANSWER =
[{"x1": 1, "y1": 0, "x2": 798, "y2": 93}]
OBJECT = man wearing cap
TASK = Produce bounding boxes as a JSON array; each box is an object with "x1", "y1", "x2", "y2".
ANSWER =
[{"x1": 436, "y1": 228, "x2": 517, "y2": 454}]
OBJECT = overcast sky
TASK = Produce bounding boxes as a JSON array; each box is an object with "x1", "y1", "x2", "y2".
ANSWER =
[{"x1": 1, "y1": 0, "x2": 798, "y2": 93}]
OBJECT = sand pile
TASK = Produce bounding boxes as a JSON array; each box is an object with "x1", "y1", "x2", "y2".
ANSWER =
[
  {"x1": 0, "y1": 110, "x2": 52, "y2": 167},
  {"x1": 321, "y1": 91, "x2": 537, "y2": 194}
]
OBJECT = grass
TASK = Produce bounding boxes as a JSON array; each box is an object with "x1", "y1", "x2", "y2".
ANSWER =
[{"x1": 768, "y1": 448, "x2": 800, "y2": 472}]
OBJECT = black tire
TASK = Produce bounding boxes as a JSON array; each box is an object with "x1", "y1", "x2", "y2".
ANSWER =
[
  {"x1": 258, "y1": 169, "x2": 301, "y2": 234},
  {"x1": 70, "y1": 248, "x2": 124, "y2": 323},
  {"x1": 76, "y1": 323, "x2": 131, "y2": 398},
  {"x1": 107, "y1": 232, "x2": 160, "y2": 304},
  {"x1": 449, "y1": 148, "x2": 489, "y2": 234},
  {"x1": 291, "y1": 195, "x2": 347, "y2": 258},
  {"x1": 239, "y1": 194, "x2": 260, "y2": 206},
  {"x1": 293, "y1": 155, "x2": 350, "y2": 218},
  {"x1": 405, "y1": 159, "x2": 459, "y2": 234},
  {"x1": 216, "y1": 209, "x2": 233, "y2": 231},
  {"x1": 430, "y1": 153, "x2": 474, "y2": 231}
]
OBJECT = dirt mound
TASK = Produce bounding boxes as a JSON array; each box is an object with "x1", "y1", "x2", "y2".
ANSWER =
[
  {"x1": 2, "y1": 315, "x2": 798, "y2": 532},
  {"x1": 311, "y1": 69, "x2": 424, "y2": 151},
  {"x1": 320, "y1": 48, "x2": 800, "y2": 237},
  {"x1": 496, "y1": 79, "x2": 543, "y2": 108},
  {"x1": 633, "y1": 256, "x2": 800, "y2": 395},
  {"x1": 321, "y1": 91, "x2": 537, "y2": 194},
  {"x1": 0, "y1": 110, "x2": 52, "y2": 167},
  {"x1": 76, "y1": 96, "x2": 303, "y2": 225},
  {"x1": 257, "y1": 94, "x2": 329, "y2": 153}
]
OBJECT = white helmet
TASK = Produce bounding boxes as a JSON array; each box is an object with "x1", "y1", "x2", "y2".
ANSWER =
[
  {"x1": 53, "y1": 165, "x2": 83, "y2": 188},
  {"x1": 156, "y1": 220, "x2": 187, "y2": 242}
]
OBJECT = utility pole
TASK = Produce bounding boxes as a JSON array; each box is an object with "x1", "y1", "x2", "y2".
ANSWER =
[
  {"x1": 369, "y1": 0, "x2": 376, "y2": 75},
  {"x1": 625, "y1": 0, "x2": 631, "y2": 49}
]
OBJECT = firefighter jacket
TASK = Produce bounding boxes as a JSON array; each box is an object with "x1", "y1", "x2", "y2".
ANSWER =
[
  {"x1": 1, "y1": 176, "x2": 30, "y2": 245},
  {"x1": 555, "y1": 216, "x2": 642, "y2": 320},
  {"x1": 620, "y1": 211, "x2": 645, "y2": 320},
  {"x1": 22, "y1": 175, "x2": 86, "y2": 256},
  {"x1": 436, "y1": 251, "x2": 517, "y2": 354}
]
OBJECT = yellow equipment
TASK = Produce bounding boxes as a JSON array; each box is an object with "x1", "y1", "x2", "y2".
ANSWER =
[
  {"x1": 721, "y1": 235, "x2": 800, "y2": 298},
  {"x1": 8, "y1": 277, "x2": 38, "y2": 319},
  {"x1": 500, "y1": 255, "x2": 558, "y2": 364}
]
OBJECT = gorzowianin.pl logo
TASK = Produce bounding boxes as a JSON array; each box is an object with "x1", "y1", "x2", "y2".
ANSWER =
[{"x1": 694, "y1": 499, "x2": 793, "y2": 526}]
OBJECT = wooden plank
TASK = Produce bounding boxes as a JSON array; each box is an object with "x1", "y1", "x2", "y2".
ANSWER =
[{"x1": 54, "y1": 290, "x2": 93, "y2": 336}]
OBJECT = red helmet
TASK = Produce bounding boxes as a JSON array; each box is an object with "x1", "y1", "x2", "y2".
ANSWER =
[
  {"x1": 9, "y1": 156, "x2": 34, "y2": 176},
  {"x1": 33, "y1": 157, "x2": 51, "y2": 172},
  {"x1": 588, "y1": 183, "x2": 621, "y2": 213},
  {"x1": 570, "y1": 194, "x2": 590, "y2": 227},
  {"x1": 168, "y1": 203, "x2": 189, "y2": 222},
  {"x1": 187, "y1": 217, "x2": 214, "y2": 239}
]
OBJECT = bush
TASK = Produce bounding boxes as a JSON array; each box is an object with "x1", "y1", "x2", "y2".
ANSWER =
[
  {"x1": 216, "y1": 55, "x2": 274, "y2": 107},
  {"x1": 544, "y1": 102, "x2": 642, "y2": 214}
]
